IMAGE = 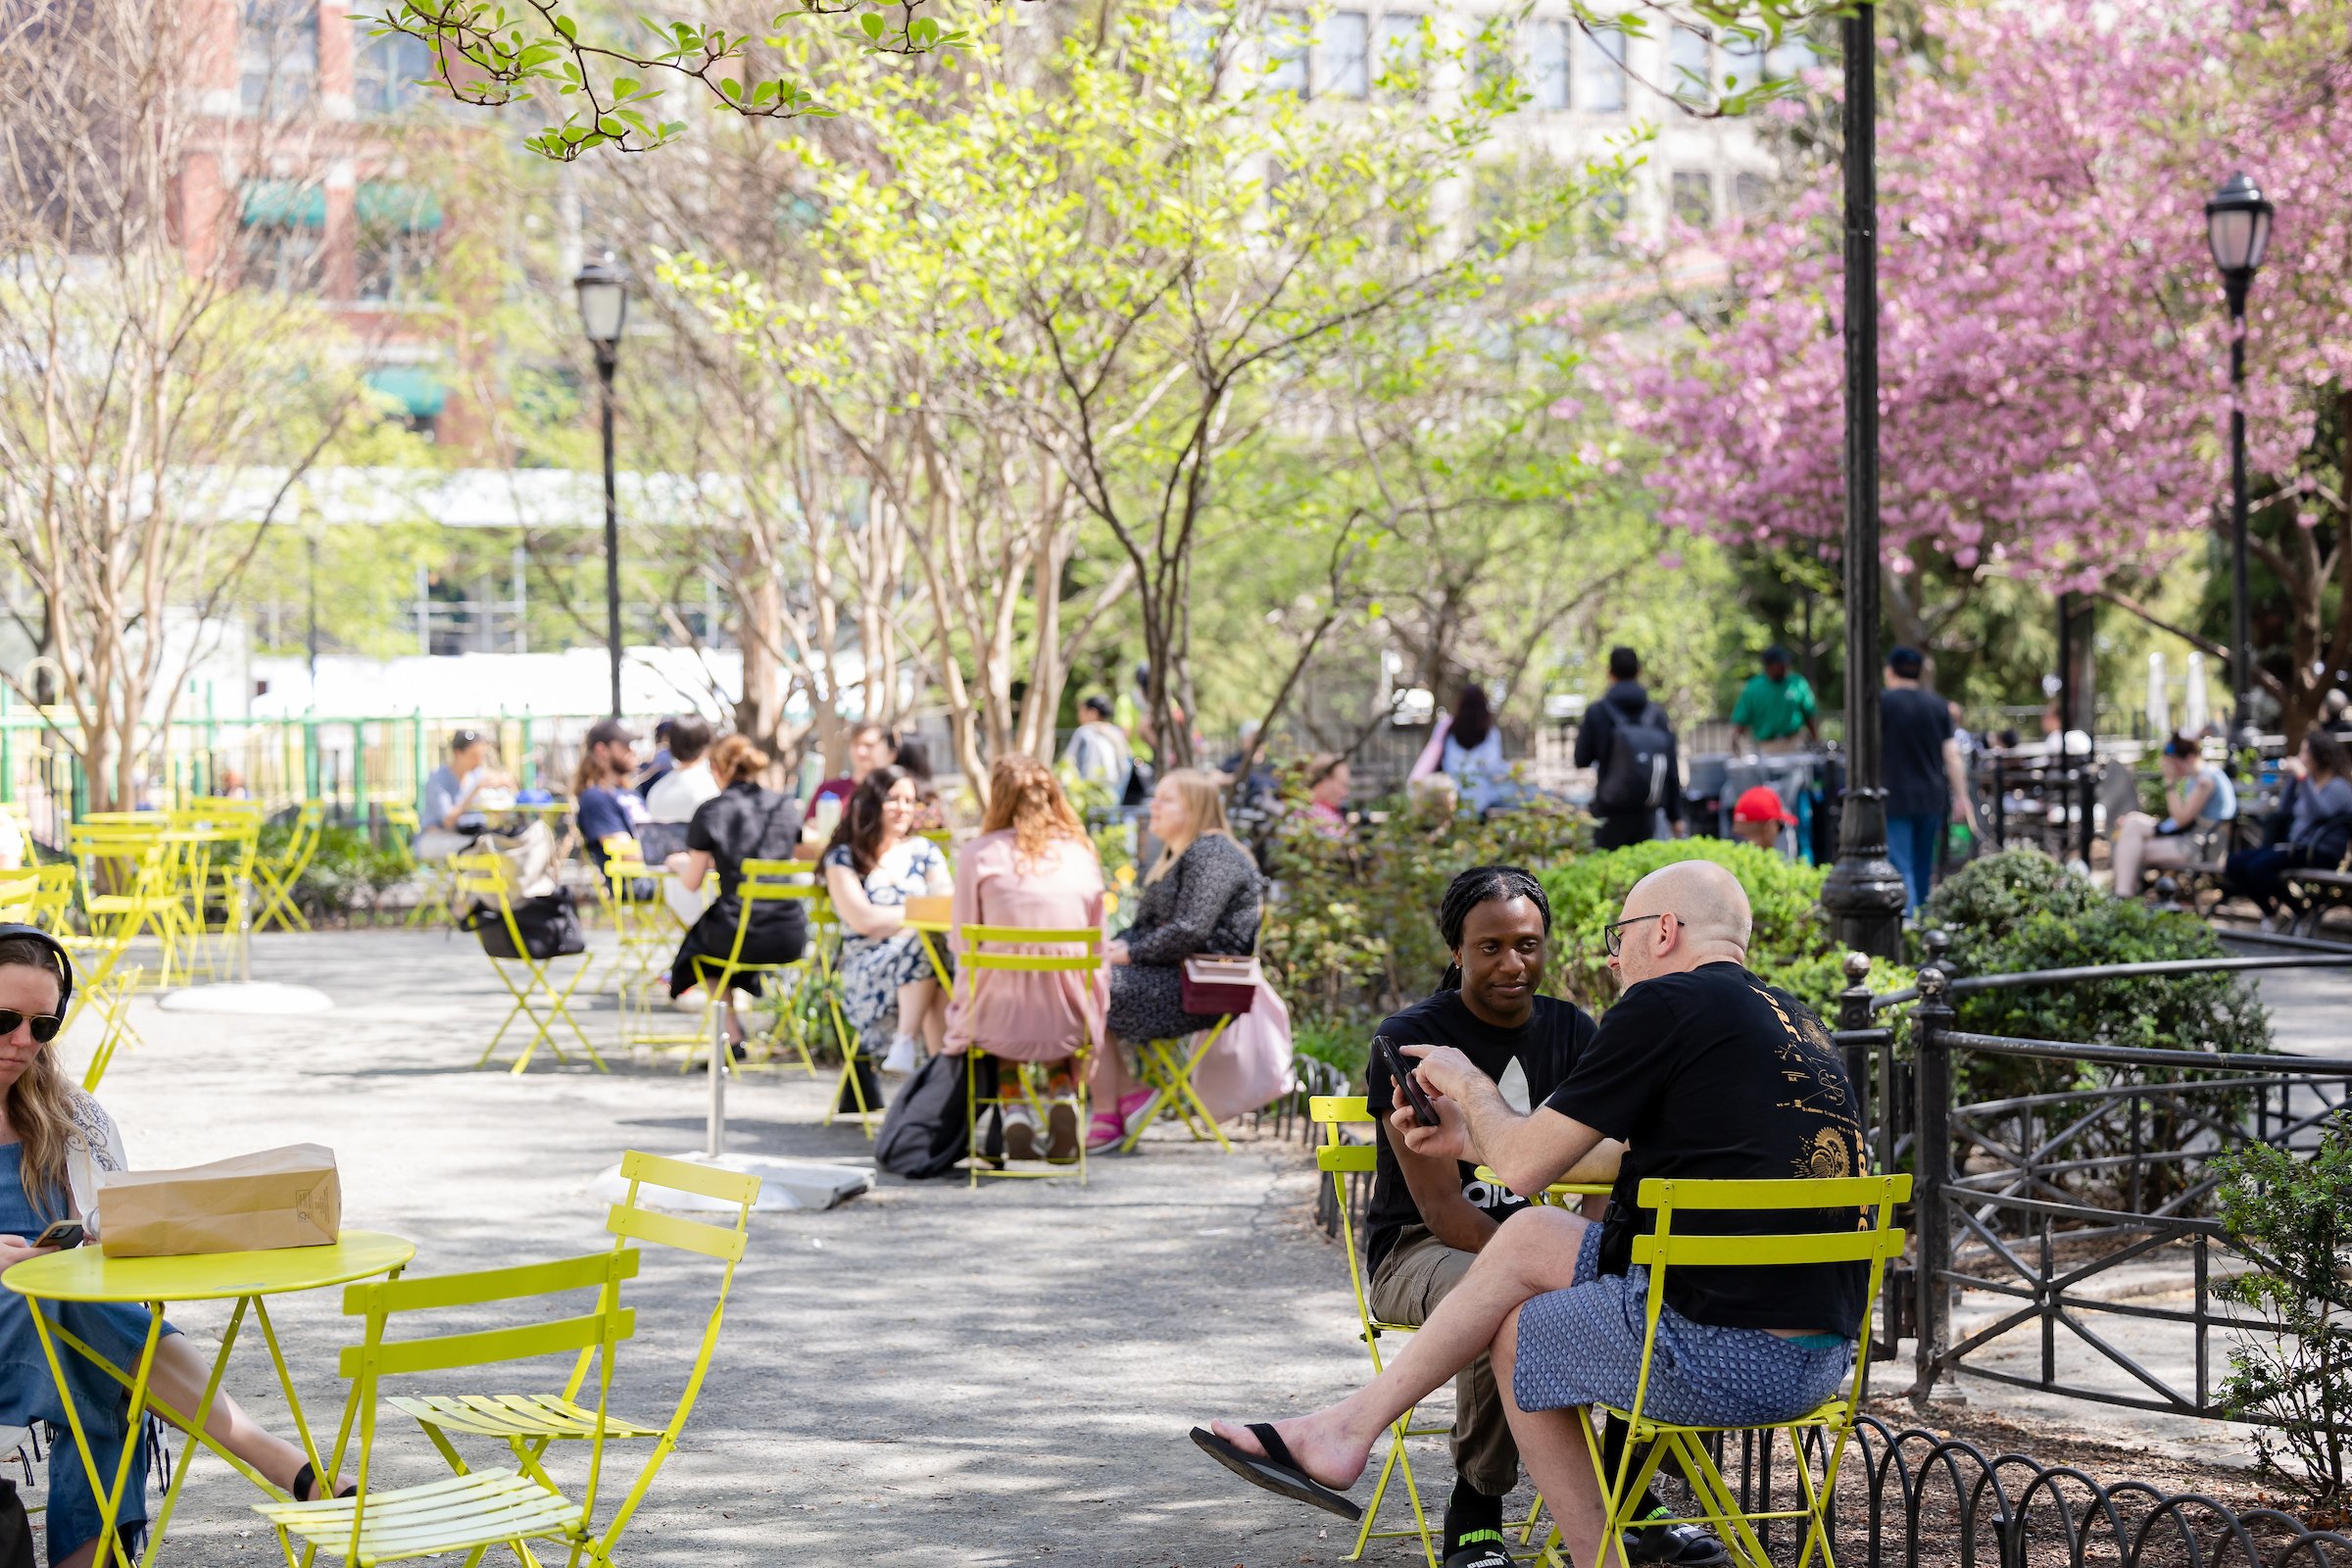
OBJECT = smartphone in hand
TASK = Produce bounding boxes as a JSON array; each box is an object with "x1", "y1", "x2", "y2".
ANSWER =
[
  {"x1": 30, "y1": 1218, "x2": 84, "y2": 1250},
  {"x1": 1373, "y1": 1034, "x2": 1441, "y2": 1128}
]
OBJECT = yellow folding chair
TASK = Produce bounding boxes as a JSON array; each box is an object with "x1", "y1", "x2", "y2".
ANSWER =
[
  {"x1": 599, "y1": 836, "x2": 685, "y2": 1006},
  {"x1": 451, "y1": 852, "x2": 604, "y2": 1074},
  {"x1": 1119, "y1": 1014, "x2": 1240, "y2": 1153},
  {"x1": 1310, "y1": 1096, "x2": 1444, "y2": 1568},
  {"x1": 388, "y1": 1152, "x2": 758, "y2": 1563},
  {"x1": 661, "y1": 858, "x2": 827, "y2": 1082},
  {"x1": 69, "y1": 821, "x2": 187, "y2": 990},
  {"x1": 1542, "y1": 1174, "x2": 1912, "y2": 1568},
  {"x1": 802, "y1": 889, "x2": 888, "y2": 1139},
  {"x1": 0, "y1": 865, "x2": 145, "y2": 1090},
  {"x1": 254, "y1": 800, "x2": 324, "y2": 934},
  {"x1": 956, "y1": 922, "x2": 1102, "y2": 1188},
  {"x1": 254, "y1": 1249, "x2": 639, "y2": 1568}
]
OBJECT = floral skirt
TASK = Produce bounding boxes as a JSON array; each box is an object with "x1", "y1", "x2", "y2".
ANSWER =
[{"x1": 836, "y1": 930, "x2": 948, "y2": 1054}]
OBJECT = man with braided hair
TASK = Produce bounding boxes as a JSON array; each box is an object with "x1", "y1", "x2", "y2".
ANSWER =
[{"x1": 1360, "y1": 868, "x2": 1722, "y2": 1568}]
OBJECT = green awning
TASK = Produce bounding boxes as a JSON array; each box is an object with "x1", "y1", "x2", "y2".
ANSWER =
[
  {"x1": 366, "y1": 366, "x2": 446, "y2": 418},
  {"x1": 355, "y1": 181, "x2": 443, "y2": 230},
  {"x1": 240, "y1": 179, "x2": 326, "y2": 228}
]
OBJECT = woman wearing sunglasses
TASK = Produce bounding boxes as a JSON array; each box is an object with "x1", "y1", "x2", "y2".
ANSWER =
[{"x1": 0, "y1": 929, "x2": 350, "y2": 1565}]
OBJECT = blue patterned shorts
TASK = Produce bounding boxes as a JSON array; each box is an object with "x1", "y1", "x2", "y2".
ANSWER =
[{"x1": 1510, "y1": 1224, "x2": 1854, "y2": 1426}]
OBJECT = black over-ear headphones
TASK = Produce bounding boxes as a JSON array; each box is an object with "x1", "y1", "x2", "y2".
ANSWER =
[{"x1": 0, "y1": 923, "x2": 74, "y2": 1017}]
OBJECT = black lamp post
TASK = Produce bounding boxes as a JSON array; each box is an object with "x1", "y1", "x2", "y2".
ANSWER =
[
  {"x1": 1819, "y1": 0, "x2": 1906, "y2": 959},
  {"x1": 2204, "y1": 172, "x2": 2273, "y2": 749},
  {"x1": 573, "y1": 252, "x2": 631, "y2": 718}
]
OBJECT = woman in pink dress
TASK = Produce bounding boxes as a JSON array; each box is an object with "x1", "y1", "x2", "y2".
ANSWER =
[{"x1": 943, "y1": 755, "x2": 1108, "y2": 1162}]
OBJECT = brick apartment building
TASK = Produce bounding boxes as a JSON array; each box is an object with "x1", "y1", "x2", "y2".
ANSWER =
[{"x1": 172, "y1": 0, "x2": 472, "y2": 442}]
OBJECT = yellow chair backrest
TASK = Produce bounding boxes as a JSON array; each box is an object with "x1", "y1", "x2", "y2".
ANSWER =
[
  {"x1": 602, "y1": 833, "x2": 645, "y2": 867},
  {"x1": 447, "y1": 851, "x2": 513, "y2": 901},
  {"x1": 957, "y1": 923, "x2": 1102, "y2": 975},
  {"x1": 1308, "y1": 1096, "x2": 1396, "y2": 1356},
  {"x1": 338, "y1": 1250, "x2": 640, "y2": 1552},
  {"x1": 1626, "y1": 1174, "x2": 1911, "y2": 1416}
]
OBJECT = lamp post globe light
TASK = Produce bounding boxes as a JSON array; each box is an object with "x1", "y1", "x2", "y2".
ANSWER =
[
  {"x1": 2204, "y1": 172, "x2": 2272, "y2": 751},
  {"x1": 573, "y1": 251, "x2": 631, "y2": 718}
]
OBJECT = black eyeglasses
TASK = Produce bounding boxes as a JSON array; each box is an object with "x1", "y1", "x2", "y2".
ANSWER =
[
  {"x1": 0, "y1": 1009, "x2": 66, "y2": 1044},
  {"x1": 1601, "y1": 913, "x2": 1682, "y2": 957}
]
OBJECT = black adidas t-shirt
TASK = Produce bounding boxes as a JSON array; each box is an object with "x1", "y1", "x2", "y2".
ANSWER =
[
  {"x1": 1544, "y1": 962, "x2": 1867, "y2": 1334},
  {"x1": 1362, "y1": 991, "x2": 1595, "y2": 1277}
]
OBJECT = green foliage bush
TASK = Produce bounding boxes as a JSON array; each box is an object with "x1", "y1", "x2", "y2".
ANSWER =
[
  {"x1": 2213, "y1": 1111, "x2": 2352, "y2": 1503},
  {"x1": 1259, "y1": 792, "x2": 1587, "y2": 1023},
  {"x1": 1920, "y1": 848, "x2": 2270, "y2": 1062},
  {"x1": 258, "y1": 821, "x2": 414, "y2": 924},
  {"x1": 1538, "y1": 839, "x2": 1913, "y2": 1021}
]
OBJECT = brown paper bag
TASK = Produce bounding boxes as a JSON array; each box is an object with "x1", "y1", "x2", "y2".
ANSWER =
[
  {"x1": 902, "y1": 895, "x2": 954, "y2": 925},
  {"x1": 95, "y1": 1145, "x2": 341, "y2": 1258}
]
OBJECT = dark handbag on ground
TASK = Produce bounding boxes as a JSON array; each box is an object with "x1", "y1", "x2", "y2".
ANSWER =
[
  {"x1": 463, "y1": 888, "x2": 586, "y2": 961},
  {"x1": 875, "y1": 1053, "x2": 981, "y2": 1181},
  {"x1": 1180, "y1": 955, "x2": 1260, "y2": 1017},
  {"x1": 0, "y1": 1479, "x2": 33, "y2": 1568}
]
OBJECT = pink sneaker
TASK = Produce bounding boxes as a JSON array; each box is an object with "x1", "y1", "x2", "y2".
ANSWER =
[
  {"x1": 1085, "y1": 1112, "x2": 1126, "y2": 1153},
  {"x1": 1117, "y1": 1088, "x2": 1159, "y2": 1139}
]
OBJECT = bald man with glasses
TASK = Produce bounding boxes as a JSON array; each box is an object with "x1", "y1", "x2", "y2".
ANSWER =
[{"x1": 1198, "y1": 861, "x2": 1870, "y2": 1568}]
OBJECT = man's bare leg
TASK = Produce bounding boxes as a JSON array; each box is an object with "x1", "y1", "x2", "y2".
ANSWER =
[
  {"x1": 1208, "y1": 1208, "x2": 1589, "y2": 1490},
  {"x1": 1490, "y1": 1302, "x2": 1623, "y2": 1568}
]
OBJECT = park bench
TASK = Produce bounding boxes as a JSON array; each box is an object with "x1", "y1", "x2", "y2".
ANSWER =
[{"x1": 2283, "y1": 864, "x2": 2352, "y2": 937}]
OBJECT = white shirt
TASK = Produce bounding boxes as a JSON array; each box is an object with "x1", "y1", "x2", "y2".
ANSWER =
[{"x1": 645, "y1": 759, "x2": 720, "y2": 824}]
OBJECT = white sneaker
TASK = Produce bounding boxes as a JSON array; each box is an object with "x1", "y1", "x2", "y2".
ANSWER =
[
  {"x1": 1002, "y1": 1102, "x2": 1044, "y2": 1161},
  {"x1": 881, "y1": 1034, "x2": 920, "y2": 1075}
]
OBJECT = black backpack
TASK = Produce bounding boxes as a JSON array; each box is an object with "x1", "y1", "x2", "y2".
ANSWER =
[
  {"x1": 1593, "y1": 704, "x2": 1675, "y2": 815},
  {"x1": 462, "y1": 888, "x2": 587, "y2": 961},
  {"x1": 875, "y1": 1053, "x2": 987, "y2": 1180}
]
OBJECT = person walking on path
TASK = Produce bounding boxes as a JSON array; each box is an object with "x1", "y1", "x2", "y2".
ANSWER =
[
  {"x1": 1574, "y1": 649, "x2": 1686, "y2": 851},
  {"x1": 1730, "y1": 648, "x2": 1820, "y2": 756},
  {"x1": 1881, "y1": 648, "x2": 1975, "y2": 915},
  {"x1": 1061, "y1": 695, "x2": 1135, "y2": 808}
]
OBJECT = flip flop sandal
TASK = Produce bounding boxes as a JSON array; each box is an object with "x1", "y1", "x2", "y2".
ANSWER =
[
  {"x1": 292, "y1": 1461, "x2": 357, "y2": 1502},
  {"x1": 1190, "y1": 1424, "x2": 1361, "y2": 1521}
]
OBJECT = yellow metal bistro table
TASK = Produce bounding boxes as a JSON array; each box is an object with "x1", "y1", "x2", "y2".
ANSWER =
[{"x1": 4, "y1": 1231, "x2": 416, "y2": 1567}]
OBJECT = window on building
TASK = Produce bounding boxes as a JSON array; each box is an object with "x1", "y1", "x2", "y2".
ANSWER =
[
  {"x1": 1376, "y1": 14, "x2": 1426, "y2": 98},
  {"x1": 238, "y1": 0, "x2": 318, "y2": 114},
  {"x1": 1471, "y1": 21, "x2": 1517, "y2": 99},
  {"x1": 1528, "y1": 20, "x2": 1571, "y2": 111},
  {"x1": 1722, "y1": 32, "x2": 1763, "y2": 91},
  {"x1": 1586, "y1": 187, "x2": 1629, "y2": 251},
  {"x1": 1321, "y1": 11, "x2": 1369, "y2": 99},
  {"x1": 355, "y1": 31, "x2": 435, "y2": 115},
  {"x1": 1667, "y1": 24, "x2": 1712, "y2": 105},
  {"x1": 1265, "y1": 10, "x2": 1309, "y2": 96},
  {"x1": 1171, "y1": 5, "x2": 1219, "y2": 74},
  {"x1": 355, "y1": 182, "x2": 442, "y2": 302},
  {"x1": 1733, "y1": 172, "x2": 1769, "y2": 218},
  {"x1": 1580, "y1": 25, "x2": 1626, "y2": 113},
  {"x1": 238, "y1": 179, "x2": 324, "y2": 291},
  {"x1": 1671, "y1": 171, "x2": 1715, "y2": 229}
]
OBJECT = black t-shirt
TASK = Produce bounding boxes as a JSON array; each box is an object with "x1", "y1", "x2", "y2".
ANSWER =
[
  {"x1": 686, "y1": 782, "x2": 808, "y2": 939},
  {"x1": 1544, "y1": 962, "x2": 1867, "y2": 1335},
  {"x1": 1881, "y1": 686, "x2": 1955, "y2": 818},
  {"x1": 1362, "y1": 991, "x2": 1596, "y2": 1277}
]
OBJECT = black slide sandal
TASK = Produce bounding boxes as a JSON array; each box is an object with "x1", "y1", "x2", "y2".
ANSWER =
[{"x1": 1190, "y1": 1423, "x2": 1362, "y2": 1521}]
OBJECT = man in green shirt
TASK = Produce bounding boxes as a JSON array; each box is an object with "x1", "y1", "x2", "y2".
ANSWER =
[{"x1": 1730, "y1": 647, "x2": 1820, "y2": 755}]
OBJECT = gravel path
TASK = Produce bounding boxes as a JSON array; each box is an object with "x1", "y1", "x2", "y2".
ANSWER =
[{"x1": 55, "y1": 928, "x2": 1437, "y2": 1566}]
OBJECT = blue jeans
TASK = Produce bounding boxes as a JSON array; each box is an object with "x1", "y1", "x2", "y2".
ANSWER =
[{"x1": 1886, "y1": 813, "x2": 1943, "y2": 914}]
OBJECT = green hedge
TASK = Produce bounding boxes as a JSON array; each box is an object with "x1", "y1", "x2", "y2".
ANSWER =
[{"x1": 1538, "y1": 839, "x2": 1913, "y2": 1022}]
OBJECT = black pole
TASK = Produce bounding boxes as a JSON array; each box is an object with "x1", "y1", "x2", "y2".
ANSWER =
[
  {"x1": 2226, "y1": 282, "x2": 2253, "y2": 747},
  {"x1": 2055, "y1": 590, "x2": 2072, "y2": 740},
  {"x1": 598, "y1": 346, "x2": 622, "y2": 718},
  {"x1": 1820, "y1": 0, "x2": 1905, "y2": 959}
]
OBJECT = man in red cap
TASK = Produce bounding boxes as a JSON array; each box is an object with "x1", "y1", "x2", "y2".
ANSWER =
[{"x1": 1730, "y1": 785, "x2": 1797, "y2": 855}]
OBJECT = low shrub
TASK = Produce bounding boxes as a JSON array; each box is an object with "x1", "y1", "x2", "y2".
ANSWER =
[
  {"x1": 1920, "y1": 848, "x2": 2270, "y2": 1059},
  {"x1": 1259, "y1": 791, "x2": 1587, "y2": 1020},
  {"x1": 2214, "y1": 1110, "x2": 2352, "y2": 1503},
  {"x1": 259, "y1": 821, "x2": 414, "y2": 924},
  {"x1": 1538, "y1": 840, "x2": 1913, "y2": 1023}
]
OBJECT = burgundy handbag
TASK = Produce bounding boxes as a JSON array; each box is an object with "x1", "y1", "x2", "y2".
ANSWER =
[{"x1": 1180, "y1": 955, "x2": 1260, "y2": 1017}]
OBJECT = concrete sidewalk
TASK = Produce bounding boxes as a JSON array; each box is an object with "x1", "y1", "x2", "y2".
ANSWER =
[{"x1": 65, "y1": 929, "x2": 1426, "y2": 1566}]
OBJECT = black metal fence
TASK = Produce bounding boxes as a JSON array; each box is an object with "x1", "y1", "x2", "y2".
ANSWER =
[{"x1": 1837, "y1": 943, "x2": 2352, "y2": 1427}]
